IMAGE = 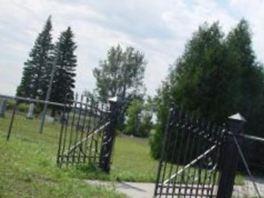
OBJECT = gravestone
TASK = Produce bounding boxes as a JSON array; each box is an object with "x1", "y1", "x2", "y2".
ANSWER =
[
  {"x1": 0, "y1": 99, "x2": 7, "y2": 117},
  {"x1": 26, "y1": 103, "x2": 35, "y2": 119}
]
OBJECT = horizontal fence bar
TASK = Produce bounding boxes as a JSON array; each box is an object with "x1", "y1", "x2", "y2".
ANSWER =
[
  {"x1": 0, "y1": 94, "x2": 65, "y2": 107},
  {"x1": 163, "y1": 145, "x2": 217, "y2": 184},
  {"x1": 157, "y1": 184, "x2": 214, "y2": 189},
  {"x1": 239, "y1": 133, "x2": 264, "y2": 143},
  {"x1": 0, "y1": 94, "x2": 110, "y2": 113}
]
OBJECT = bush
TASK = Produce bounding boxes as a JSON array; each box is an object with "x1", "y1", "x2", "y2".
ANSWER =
[
  {"x1": 17, "y1": 103, "x2": 29, "y2": 113},
  {"x1": 6, "y1": 100, "x2": 16, "y2": 110},
  {"x1": 124, "y1": 99, "x2": 153, "y2": 138}
]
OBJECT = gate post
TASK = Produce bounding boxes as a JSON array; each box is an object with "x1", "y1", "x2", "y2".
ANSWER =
[
  {"x1": 99, "y1": 97, "x2": 118, "y2": 173},
  {"x1": 217, "y1": 113, "x2": 246, "y2": 198}
]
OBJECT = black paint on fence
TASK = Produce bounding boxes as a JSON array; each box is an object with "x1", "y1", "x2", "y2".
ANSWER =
[
  {"x1": 154, "y1": 107, "x2": 245, "y2": 198},
  {"x1": 56, "y1": 95, "x2": 119, "y2": 172}
]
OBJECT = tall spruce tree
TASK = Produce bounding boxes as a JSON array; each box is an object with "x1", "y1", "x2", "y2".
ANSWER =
[
  {"x1": 50, "y1": 27, "x2": 77, "y2": 113},
  {"x1": 17, "y1": 16, "x2": 54, "y2": 99}
]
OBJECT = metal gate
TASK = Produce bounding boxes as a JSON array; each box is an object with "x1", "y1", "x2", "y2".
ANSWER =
[
  {"x1": 56, "y1": 96, "x2": 118, "y2": 172},
  {"x1": 154, "y1": 107, "x2": 227, "y2": 197}
]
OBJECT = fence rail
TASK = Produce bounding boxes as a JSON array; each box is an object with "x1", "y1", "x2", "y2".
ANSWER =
[
  {"x1": 0, "y1": 93, "x2": 119, "y2": 172},
  {"x1": 153, "y1": 107, "x2": 259, "y2": 198}
]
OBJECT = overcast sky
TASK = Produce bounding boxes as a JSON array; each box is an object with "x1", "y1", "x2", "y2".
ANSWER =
[{"x1": 0, "y1": 0, "x2": 264, "y2": 97}]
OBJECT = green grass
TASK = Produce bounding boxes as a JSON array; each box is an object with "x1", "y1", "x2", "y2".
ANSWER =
[
  {"x1": 77, "y1": 134, "x2": 244, "y2": 185},
  {"x1": 76, "y1": 135, "x2": 159, "y2": 182},
  {"x1": 0, "y1": 111, "x2": 244, "y2": 194},
  {"x1": 0, "y1": 112, "x2": 159, "y2": 183},
  {"x1": 0, "y1": 114, "x2": 124, "y2": 198}
]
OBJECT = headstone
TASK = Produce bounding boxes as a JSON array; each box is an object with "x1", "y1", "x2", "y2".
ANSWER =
[
  {"x1": 46, "y1": 115, "x2": 54, "y2": 123},
  {"x1": 0, "y1": 99, "x2": 7, "y2": 117},
  {"x1": 26, "y1": 103, "x2": 35, "y2": 119}
]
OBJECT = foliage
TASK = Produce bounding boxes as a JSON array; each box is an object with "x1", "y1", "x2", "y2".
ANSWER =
[
  {"x1": 93, "y1": 45, "x2": 146, "y2": 128},
  {"x1": 93, "y1": 45, "x2": 146, "y2": 102},
  {"x1": 151, "y1": 19, "x2": 264, "y2": 169},
  {"x1": 16, "y1": 16, "x2": 54, "y2": 100},
  {"x1": 17, "y1": 103, "x2": 29, "y2": 113},
  {"x1": 124, "y1": 99, "x2": 143, "y2": 136},
  {"x1": 124, "y1": 98, "x2": 153, "y2": 137},
  {"x1": 5, "y1": 101, "x2": 29, "y2": 113},
  {"x1": 50, "y1": 27, "x2": 77, "y2": 114},
  {"x1": 82, "y1": 90, "x2": 99, "y2": 102}
]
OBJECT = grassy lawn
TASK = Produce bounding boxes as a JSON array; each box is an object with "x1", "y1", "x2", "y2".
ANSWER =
[
  {"x1": 0, "y1": 112, "x2": 244, "y2": 197},
  {"x1": 0, "y1": 112, "x2": 159, "y2": 183},
  {"x1": 78, "y1": 134, "x2": 159, "y2": 182},
  {"x1": 0, "y1": 115, "x2": 124, "y2": 198}
]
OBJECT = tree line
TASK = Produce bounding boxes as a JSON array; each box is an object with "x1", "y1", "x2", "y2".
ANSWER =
[
  {"x1": 17, "y1": 16, "x2": 152, "y2": 136},
  {"x1": 150, "y1": 19, "x2": 264, "y2": 172},
  {"x1": 17, "y1": 16, "x2": 264, "y2": 168}
]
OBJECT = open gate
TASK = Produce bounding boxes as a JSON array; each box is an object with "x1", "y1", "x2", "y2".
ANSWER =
[
  {"x1": 56, "y1": 96, "x2": 118, "y2": 172},
  {"x1": 154, "y1": 107, "x2": 227, "y2": 197}
]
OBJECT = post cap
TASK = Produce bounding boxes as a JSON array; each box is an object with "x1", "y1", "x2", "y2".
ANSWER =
[
  {"x1": 108, "y1": 96, "x2": 118, "y2": 103},
  {"x1": 228, "y1": 113, "x2": 246, "y2": 122}
]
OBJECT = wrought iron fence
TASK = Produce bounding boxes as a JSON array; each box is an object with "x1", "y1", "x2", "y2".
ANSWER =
[
  {"x1": 0, "y1": 94, "x2": 119, "y2": 172},
  {"x1": 0, "y1": 94, "x2": 65, "y2": 141},
  {"x1": 154, "y1": 106, "x2": 250, "y2": 198},
  {"x1": 154, "y1": 107, "x2": 226, "y2": 197},
  {"x1": 56, "y1": 95, "x2": 119, "y2": 172}
]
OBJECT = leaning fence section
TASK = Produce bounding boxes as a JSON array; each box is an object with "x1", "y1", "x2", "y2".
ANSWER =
[
  {"x1": 0, "y1": 93, "x2": 119, "y2": 173},
  {"x1": 56, "y1": 96, "x2": 111, "y2": 167},
  {"x1": 154, "y1": 107, "x2": 226, "y2": 197}
]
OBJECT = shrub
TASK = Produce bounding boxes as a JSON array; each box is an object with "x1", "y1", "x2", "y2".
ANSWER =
[
  {"x1": 124, "y1": 99, "x2": 153, "y2": 138},
  {"x1": 17, "y1": 103, "x2": 29, "y2": 113}
]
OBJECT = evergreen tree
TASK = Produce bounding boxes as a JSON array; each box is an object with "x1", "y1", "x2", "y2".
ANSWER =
[
  {"x1": 50, "y1": 27, "x2": 77, "y2": 112},
  {"x1": 150, "y1": 20, "x2": 264, "y2": 160},
  {"x1": 17, "y1": 16, "x2": 54, "y2": 99},
  {"x1": 225, "y1": 19, "x2": 264, "y2": 136}
]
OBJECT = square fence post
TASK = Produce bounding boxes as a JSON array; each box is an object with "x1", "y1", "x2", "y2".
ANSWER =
[
  {"x1": 217, "y1": 113, "x2": 246, "y2": 198},
  {"x1": 6, "y1": 100, "x2": 18, "y2": 141},
  {"x1": 99, "y1": 97, "x2": 119, "y2": 173}
]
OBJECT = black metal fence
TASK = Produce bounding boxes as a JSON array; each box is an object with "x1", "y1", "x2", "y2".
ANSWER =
[
  {"x1": 0, "y1": 94, "x2": 65, "y2": 142},
  {"x1": 154, "y1": 107, "x2": 247, "y2": 198},
  {"x1": 56, "y1": 96, "x2": 118, "y2": 172},
  {"x1": 0, "y1": 94, "x2": 119, "y2": 172}
]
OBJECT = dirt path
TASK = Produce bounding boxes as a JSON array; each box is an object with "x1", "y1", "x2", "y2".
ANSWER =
[{"x1": 86, "y1": 177, "x2": 264, "y2": 197}]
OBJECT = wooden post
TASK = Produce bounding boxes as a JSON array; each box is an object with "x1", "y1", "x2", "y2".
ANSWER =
[{"x1": 217, "y1": 113, "x2": 246, "y2": 198}]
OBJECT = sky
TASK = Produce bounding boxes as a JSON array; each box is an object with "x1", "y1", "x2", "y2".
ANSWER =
[{"x1": 0, "y1": 0, "x2": 264, "y2": 97}]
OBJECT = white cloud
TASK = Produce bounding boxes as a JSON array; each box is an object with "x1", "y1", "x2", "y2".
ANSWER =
[{"x1": 0, "y1": 0, "x2": 263, "y2": 97}]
